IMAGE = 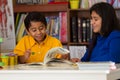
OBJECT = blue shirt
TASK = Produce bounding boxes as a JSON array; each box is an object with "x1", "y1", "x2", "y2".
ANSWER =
[{"x1": 81, "y1": 30, "x2": 120, "y2": 63}]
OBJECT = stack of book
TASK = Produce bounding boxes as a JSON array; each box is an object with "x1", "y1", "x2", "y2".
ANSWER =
[{"x1": 76, "y1": 61, "x2": 117, "y2": 70}]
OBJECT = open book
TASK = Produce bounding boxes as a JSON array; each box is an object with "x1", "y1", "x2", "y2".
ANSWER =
[
  {"x1": 17, "y1": 47, "x2": 78, "y2": 70},
  {"x1": 43, "y1": 47, "x2": 70, "y2": 64}
]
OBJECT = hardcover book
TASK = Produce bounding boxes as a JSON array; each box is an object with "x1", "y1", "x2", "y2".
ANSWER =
[
  {"x1": 77, "y1": 61, "x2": 116, "y2": 70},
  {"x1": 70, "y1": 16, "x2": 78, "y2": 42}
]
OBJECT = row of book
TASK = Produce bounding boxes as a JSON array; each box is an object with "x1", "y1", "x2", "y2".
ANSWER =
[
  {"x1": 46, "y1": 12, "x2": 68, "y2": 43},
  {"x1": 15, "y1": 13, "x2": 26, "y2": 43},
  {"x1": 14, "y1": 12, "x2": 68, "y2": 43},
  {"x1": 16, "y1": 0, "x2": 54, "y2": 4},
  {"x1": 80, "y1": 0, "x2": 120, "y2": 9},
  {"x1": 70, "y1": 17, "x2": 92, "y2": 43},
  {"x1": 15, "y1": 0, "x2": 68, "y2": 5}
]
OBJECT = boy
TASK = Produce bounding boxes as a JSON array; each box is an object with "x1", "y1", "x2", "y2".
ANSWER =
[{"x1": 14, "y1": 12, "x2": 67, "y2": 63}]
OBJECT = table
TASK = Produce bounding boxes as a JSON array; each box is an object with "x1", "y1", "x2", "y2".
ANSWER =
[{"x1": 0, "y1": 68, "x2": 120, "y2": 80}]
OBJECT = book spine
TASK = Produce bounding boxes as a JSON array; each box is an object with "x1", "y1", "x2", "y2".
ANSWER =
[
  {"x1": 78, "y1": 17, "x2": 82, "y2": 43},
  {"x1": 70, "y1": 16, "x2": 78, "y2": 42},
  {"x1": 86, "y1": 18, "x2": 91, "y2": 42},
  {"x1": 51, "y1": 16, "x2": 60, "y2": 40},
  {"x1": 81, "y1": 18, "x2": 86, "y2": 42},
  {"x1": 59, "y1": 12, "x2": 68, "y2": 43}
]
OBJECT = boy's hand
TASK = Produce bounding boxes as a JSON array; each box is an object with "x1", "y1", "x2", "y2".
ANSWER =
[
  {"x1": 62, "y1": 54, "x2": 69, "y2": 59},
  {"x1": 19, "y1": 49, "x2": 31, "y2": 64},
  {"x1": 24, "y1": 49, "x2": 31, "y2": 60},
  {"x1": 54, "y1": 53, "x2": 69, "y2": 59}
]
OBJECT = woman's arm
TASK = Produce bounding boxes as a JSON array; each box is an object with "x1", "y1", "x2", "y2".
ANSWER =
[{"x1": 109, "y1": 38, "x2": 120, "y2": 63}]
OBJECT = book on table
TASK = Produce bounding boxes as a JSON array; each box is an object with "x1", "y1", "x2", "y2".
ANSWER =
[
  {"x1": 17, "y1": 47, "x2": 78, "y2": 70},
  {"x1": 76, "y1": 61, "x2": 116, "y2": 70}
]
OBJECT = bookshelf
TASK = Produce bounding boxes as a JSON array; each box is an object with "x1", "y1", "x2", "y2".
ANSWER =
[
  {"x1": 13, "y1": 3, "x2": 69, "y2": 44},
  {"x1": 67, "y1": 8, "x2": 91, "y2": 46},
  {"x1": 13, "y1": 4, "x2": 68, "y2": 12},
  {"x1": 13, "y1": 3, "x2": 91, "y2": 45}
]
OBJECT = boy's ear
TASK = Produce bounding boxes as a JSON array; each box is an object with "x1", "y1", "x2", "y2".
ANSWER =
[{"x1": 26, "y1": 29, "x2": 30, "y2": 35}]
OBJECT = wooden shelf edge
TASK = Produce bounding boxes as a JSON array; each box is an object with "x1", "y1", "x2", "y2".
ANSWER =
[
  {"x1": 13, "y1": 4, "x2": 68, "y2": 13},
  {"x1": 68, "y1": 7, "x2": 120, "y2": 11},
  {"x1": 68, "y1": 42, "x2": 89, "y2": 46},
  {"x1": 68, "y1": 8, "x2": 89, "y2": 11}
]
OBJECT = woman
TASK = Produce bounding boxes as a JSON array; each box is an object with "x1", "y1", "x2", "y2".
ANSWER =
[{"x1": 71, "y1": 2, "x2": 120, "y2": 63}]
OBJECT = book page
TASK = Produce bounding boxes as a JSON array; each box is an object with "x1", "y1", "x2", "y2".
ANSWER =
[{"x1": 43, "y1": 47, "x2": 70, "y2": 64}]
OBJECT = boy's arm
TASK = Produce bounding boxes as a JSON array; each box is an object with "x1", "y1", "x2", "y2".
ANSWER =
[{"x1": 18, "y1": 49, "x2": 31, "y2": 64}]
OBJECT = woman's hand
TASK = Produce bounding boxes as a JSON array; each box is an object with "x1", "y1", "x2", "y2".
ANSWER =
[{"x1": 70, "y1": 58, "x2": 80, "y2": 62}]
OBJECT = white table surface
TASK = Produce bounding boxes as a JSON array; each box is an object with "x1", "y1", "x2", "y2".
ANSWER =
[{"x1": 0, "y1": 66, "x2": 120, "y2": 80}]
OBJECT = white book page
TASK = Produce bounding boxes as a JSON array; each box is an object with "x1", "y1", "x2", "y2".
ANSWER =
[{"x1": 43, "y1": 47, "x2": 70, "y2": 64}]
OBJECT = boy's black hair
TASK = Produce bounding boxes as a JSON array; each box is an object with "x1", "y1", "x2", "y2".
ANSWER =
[{"x1": 24, "y1": 12, "x2": 47, "y2": 31}]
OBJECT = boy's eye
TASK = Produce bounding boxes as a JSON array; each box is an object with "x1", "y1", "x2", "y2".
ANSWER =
[
  {"x1": 39, "y1": 27, "x2": 44, "y2": 30},
  {"x1": 32, "y1": 29, "x2": 37, "y2": 32},
  {"x1": 30, "y1": 26, "x2": 44, "y2": 32}
]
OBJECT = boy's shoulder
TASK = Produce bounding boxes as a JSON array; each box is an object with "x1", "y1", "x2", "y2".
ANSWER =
[
  {"x1": 20, "y1": 35, "x2": 29, "y2": 40},
  {"x1": 20, "y1": 35, "x2": 34, "y2": 42}
]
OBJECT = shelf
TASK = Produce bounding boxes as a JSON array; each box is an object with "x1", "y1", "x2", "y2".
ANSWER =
[
  {"x1": 114, "y1": 8, "x2": 120, "y2": 10},
  {"x1": 68, "y1": 42, "x2": 89, "y2": 46},
  {"x1": 68, "y1": 8, "x2": 89, "y2": 11},
  {"x1": 68, "y1": 7, "x2": 120, "y2": 11},
  {"x1": 13, "y1": 4, "x2": 68, "y2": 13}
]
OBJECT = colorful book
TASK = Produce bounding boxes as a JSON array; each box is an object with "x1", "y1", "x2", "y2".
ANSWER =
[
  {"x1": 59, "y1": 12, "x2": 68, "y2": 43},
  {"x1": 16, "y1": 21, "x2": 25, "y2": 43},
  {"x1": 15, "y1": 14, "x2": 26, "y2": 38}
]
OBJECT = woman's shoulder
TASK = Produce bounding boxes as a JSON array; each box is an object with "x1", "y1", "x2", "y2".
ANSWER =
[
  {"x1": 106, "y1": 30, "x2": 120, "y2": 42},
  {"x1": 109, "y1": 30, "x2": 120, "y2": 38}
]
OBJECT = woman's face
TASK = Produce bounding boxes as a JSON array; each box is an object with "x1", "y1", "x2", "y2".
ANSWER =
[
  {"x1": 28, "y1": 21, "x2": 46, "y2": 43},
  {"x1": 91, "y1": 11, "x2": 102, "y2": 33}
]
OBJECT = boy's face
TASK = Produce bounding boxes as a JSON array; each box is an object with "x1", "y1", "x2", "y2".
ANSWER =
[{"x1": 28, "y1": 21, "x2": 46, "y2": 43}]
